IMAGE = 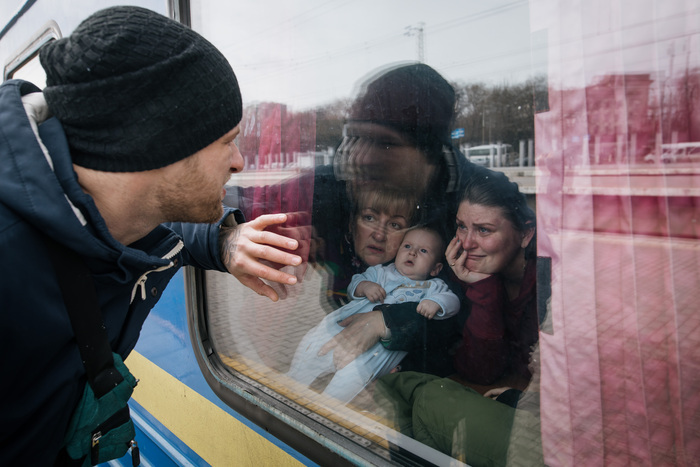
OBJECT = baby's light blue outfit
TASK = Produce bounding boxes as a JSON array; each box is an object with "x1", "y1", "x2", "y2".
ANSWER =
[{"x1": 287, "y1": 263, "x2": 460, "y2": 403}]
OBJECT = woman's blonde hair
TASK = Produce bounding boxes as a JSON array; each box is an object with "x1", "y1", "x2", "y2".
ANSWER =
[{"x1": 352, "y1": 187, "x2": 420, "y2": 225}]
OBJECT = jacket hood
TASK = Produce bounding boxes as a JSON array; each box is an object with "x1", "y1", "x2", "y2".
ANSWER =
[{"x1": 0, "y1": 80, "x2": 174, "y2": 272}]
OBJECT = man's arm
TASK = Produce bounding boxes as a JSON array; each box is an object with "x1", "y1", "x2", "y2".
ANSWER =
[{"x1": 168, "y1": 209, "x2": 301, "y2": 301}]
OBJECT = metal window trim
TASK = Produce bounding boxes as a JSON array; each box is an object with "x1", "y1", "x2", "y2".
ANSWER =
[
  {"x1": 3, "y1": 19, "x2": 60, "y2": 81},
  {"x1": 183, "y1": 266, "x2": 413, "y2": 467}
]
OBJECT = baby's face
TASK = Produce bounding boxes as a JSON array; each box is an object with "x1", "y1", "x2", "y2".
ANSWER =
[{"x1": 394, "y1": 229, "x2": 443, "y2": 280}]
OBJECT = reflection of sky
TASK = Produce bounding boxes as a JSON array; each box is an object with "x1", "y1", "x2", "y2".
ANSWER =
[
  {"x1": 191, "y1": 0, "x2": 533, "y2": 110},
  {"x1": 530, "y1": 0, "x2": 700, "y2": 90},
  {"x1": 5, "y1": 0, "x2": 696, "y2": 109}
]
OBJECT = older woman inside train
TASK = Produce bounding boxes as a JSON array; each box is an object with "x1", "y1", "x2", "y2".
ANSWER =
[
  {"x1": 322, "y1": 166, "x2": 539, "y2": 386},
  {"x1": 325, "y1": 167, "x2": 542, "y2": 464},
  {"x1": 325, "y1": 186, "x2": 419, "y2": 306}
]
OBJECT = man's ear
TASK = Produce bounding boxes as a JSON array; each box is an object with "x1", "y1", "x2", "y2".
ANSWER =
[{"x1": 430, "y1": 262, "x2": 444, "y2": 277}]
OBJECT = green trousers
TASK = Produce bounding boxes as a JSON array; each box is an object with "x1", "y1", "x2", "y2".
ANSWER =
[{"x1": 375, "y1": 371, "x2": 543, "y2": 466}]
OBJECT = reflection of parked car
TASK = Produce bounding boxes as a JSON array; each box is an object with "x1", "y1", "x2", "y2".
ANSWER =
[
  {"x1": 463, "y1": 144, "x2": 512, "y2": 166},
  {"x1": 644, "y1": 142, "x2": 700, "y2": 163}
]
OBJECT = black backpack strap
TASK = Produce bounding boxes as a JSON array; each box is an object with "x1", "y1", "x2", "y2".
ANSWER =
[{"x1": 43, "y1": 236, "x2": 123, "y2": 398}]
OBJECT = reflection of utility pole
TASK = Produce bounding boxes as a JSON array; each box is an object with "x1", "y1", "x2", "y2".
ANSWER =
[
  {"x1": 482, "y1": 111, "x2": 485, "y2": 144},
  {"x1": 405, "y1": 22, "x2": 425, "y2": 62}
]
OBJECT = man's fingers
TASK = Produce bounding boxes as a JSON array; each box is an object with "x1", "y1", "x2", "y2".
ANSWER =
[
  {"x1": 231, "y1": 252, "x2": 298, "y2": 286},
  {"x1": 236, "y1": 274, "x2": 280, "y2": 302},
  {"x1": 245, "y1": 214, "x2": 300, "y2": 251},
  {"x1": 252, "y1": 243, "x2": 302, "y2": 267},
  {"x1": 249, "y1": 229, "x2": 300, "y2": 252},
  {"x1": 267, "y1": 280, "x2": 289, "y2": 301},
  {"x1": 294, "y1": 262, "x2": 308, "y2": 283},
  {"x1": 255, "y1": 261, "x2": 299, "y2": 285},
  {"x1": 249, "y1": 213, "x2": 289, "y2": 229}
]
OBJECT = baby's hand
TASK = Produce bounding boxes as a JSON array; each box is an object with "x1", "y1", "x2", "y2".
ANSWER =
[
  {"x1": 355, "y1": 281, "x2": 387, "y2": 303},
  {"x1": 417, "y1": 299, "x2": 440, "y2": 319}
]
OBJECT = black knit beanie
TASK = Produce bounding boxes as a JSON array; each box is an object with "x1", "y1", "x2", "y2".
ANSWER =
[
  {"x1": 40, "y1": 6, "x2": 242, "y2": 172},
  {"x1": 348, "y1": 63, "x2": 456, "y2": 153}
]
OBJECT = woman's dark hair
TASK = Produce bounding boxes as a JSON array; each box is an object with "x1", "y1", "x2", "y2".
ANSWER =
[{"x1": 461, "y1": 166, "x2": 536, "y2": 257}]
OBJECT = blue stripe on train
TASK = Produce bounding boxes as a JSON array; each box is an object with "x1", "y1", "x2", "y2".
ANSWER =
[{"x1": 132, "y1": 268, "x2": 315, "y2": 466}]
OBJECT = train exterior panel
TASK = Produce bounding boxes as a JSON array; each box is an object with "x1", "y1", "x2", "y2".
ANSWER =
[{"x1": 127, "y1": 269, "x2": 313, "y2": 466}]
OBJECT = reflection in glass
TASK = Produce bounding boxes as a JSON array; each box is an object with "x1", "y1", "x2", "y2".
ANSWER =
[{"x1": 194, "y1": 0, "x2": 699, "y2": 465}]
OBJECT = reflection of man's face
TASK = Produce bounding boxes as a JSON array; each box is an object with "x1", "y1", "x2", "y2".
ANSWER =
[{"x1": 339, "y1": 122, "x2": 436, "y2": 197}]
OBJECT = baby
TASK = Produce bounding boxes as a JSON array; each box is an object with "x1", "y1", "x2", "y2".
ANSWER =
[{"x1": 287, "y1": 226, "x2": 460, "y2": 403}]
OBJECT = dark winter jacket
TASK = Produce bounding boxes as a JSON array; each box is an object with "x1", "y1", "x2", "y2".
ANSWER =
[{"x1": 0, "y1": 80, "x2": 240, "y2": 465}]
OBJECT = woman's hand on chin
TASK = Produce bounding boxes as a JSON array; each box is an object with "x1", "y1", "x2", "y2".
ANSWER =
[{"x1": 446, "y1": 237, "x2": 491, "y2": 284}]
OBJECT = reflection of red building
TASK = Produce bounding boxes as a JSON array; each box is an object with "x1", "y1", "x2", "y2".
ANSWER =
[
  {"x1": 238, "y1": 102, "x2": 316, "y2": 170},
  {"x1": 585, "y1": 74, "x2": 654, "y2": 164},
  {"x1": 539, "y1": 70, "x2": 700, "y2": 238},
  {"x1": 257, "y1": 102, "x2": 283, "y2": 168},
  {"x1": 532, "y1": 1, "x2": 700, "y2": 465},
  {"x1": 551, "y1": 69, "x2": 700, "y2": 167}
]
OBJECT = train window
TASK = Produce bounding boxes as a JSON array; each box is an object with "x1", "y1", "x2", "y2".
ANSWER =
[
  {"x1": 3, "y1": 20, "x2": 60, "y2": 87},
  {"x1": 187, "y1": 1, "x2": 538, "y2": 464},
  {"x1": 187, "y1": 0, "x2": 699, "y2": 465},
  {"x1": 8, "y1": 53, "x2": 45, "y2": 87}
]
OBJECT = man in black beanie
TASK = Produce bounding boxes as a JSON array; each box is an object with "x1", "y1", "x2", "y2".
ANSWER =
[
  {"x1": 335, "y1": 63, "x2": 463, "y2": 200},
  {"x1": 0, "y1": 6, "x2": 300, "y2": 465}
]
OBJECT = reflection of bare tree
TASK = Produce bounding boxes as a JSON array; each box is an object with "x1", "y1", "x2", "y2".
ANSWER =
[
  {"x1": 314, "y1": 98, "x2": 351, "y2": 151},
  {"x1": 309, "y1": 78, "x2": 542, "y2": 158},
  {"x1": 544, "y1": 66, "x2": 700, "y2": 166},
  {"x1": 662, "y1": 67, "x2": 700, "y2": 144},
  {"x1": 684, "y1": 70, "x2": 700, "y2": 141},
  {"x1": 656, "y1": 41, "x2": 699, "y2": 145},
  {"x1": 451, "y1": 75, "x2": 543, "y2": 150}
]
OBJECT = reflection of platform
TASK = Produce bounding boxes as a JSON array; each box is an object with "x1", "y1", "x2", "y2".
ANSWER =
[
  {"x1": 227, "y1": 169, "x2": 303, "y2": 188},
  {"x1": 226, "y1": 165, "x2": 539, "y2": 193},
  {"x1": 541, "y1": 230, "x2": 700, "y2": 465},
  {"x1": 556, "y1": 166, "x2": 700, "y2": 197},
  {"x1": 225, "y1": 163, "x2": 700, "y2": 198},
  {"x1": 206, "y1": 264, "x2": 332, "y2": 373},
  {"x1": 498, "y1": 167, "x2": 536, "y2": 194}
]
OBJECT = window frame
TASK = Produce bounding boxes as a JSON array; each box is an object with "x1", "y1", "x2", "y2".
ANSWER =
[{"x1": 3, "y1": 19, "x2": 60, "y2": 82}]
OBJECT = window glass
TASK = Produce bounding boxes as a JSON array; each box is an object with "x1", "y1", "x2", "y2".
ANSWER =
[
  {"x1": 191, "y1": 0, "x2": 699, "y2": 464},
  {"x1": 9, "y1": 53, "x2": 46, "y2": 88}
]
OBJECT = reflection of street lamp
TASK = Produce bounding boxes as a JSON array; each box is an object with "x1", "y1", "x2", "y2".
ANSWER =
[
  {"x1": 405, "y1": 23, "x2": 425, "y2": 63},
  {"x1": 482, "y1": 111, "x2": 485, "y2": 144},
  {"x1": 481, "y1": 110, "x2": 491, "y2": 144}
]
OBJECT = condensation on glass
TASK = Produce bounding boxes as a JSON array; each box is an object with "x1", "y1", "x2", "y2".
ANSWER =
[{"x1": 191, "y1": 0, "x2": 700, "y2": 464}]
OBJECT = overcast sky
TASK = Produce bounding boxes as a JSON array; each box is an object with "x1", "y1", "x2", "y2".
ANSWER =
[
  {"x1": 191, "y1": 0, "x2": 534, "y2": 110},
  {"x1": 1, "y1": 0, "x2": 533, "y2": 109},
  {"x1": 6, "y1": 0, "x2": 694, "y2": 112}
]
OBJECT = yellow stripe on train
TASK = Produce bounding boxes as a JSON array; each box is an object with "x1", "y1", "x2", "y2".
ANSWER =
[{"x1": 126, "y1": 351, "x2": 302, "y2": 467}]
